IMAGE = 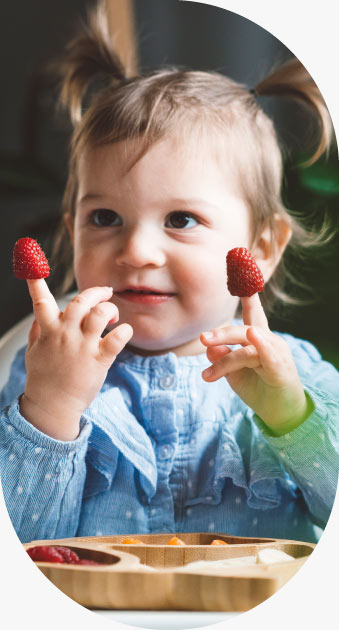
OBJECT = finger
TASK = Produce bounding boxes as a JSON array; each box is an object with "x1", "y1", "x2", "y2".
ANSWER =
[
  {"x1": 201, "y1": 326, "x2": 250, "y2": 347},
  {"x1": 241, "y1": 293, "x2": 269, "y2": 329},
  {"x1": 82, "y1": 301, "x2": 119, "y2": 337},
  {"x1": 202, "y1": 345, "x2": 260, "y2": 381},
  {"x1": 99, "y1": 323, "x2": 133, "y2": 362},
  {"x1": 206, "y1": 345, "x2": 232, "y2": 363},
  {"x1": 62, "y1": 286, "x2": 114, "y2": 326},
  {"x1": 27, "y1": 279, "x2": 60, "y2": 330},
  {"x1": 246, "y1": 326, "x2": 290, "y2": 380},
  {"x1": 27, "y1": 319, "x2": 40, "y2": 347}
]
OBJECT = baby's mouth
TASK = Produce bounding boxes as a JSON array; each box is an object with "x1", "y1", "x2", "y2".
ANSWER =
[
  {"x1": 115, "y1": 286, "x2": 176, "y2": 304},
  {"x1": 121, "y1": 289, "x2": 161, "y2": 294}
]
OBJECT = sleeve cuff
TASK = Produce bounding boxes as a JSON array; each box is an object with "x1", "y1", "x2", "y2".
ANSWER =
[
  {"x1": 5, "y1": 396, "x2": 92, "y2": 455},
  {"x1": 253, "y1": 385, "x2": 337, "y2": 466}
]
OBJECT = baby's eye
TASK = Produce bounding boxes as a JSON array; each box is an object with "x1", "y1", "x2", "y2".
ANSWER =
[
  {"x1": 90, "y1": 209, "x2": 122, "y2": 227},
  {"x1": 165, "y1": 212, "x2": 199, "y2": 229}
]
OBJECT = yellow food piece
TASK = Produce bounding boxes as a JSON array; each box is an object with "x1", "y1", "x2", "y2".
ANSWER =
[
  {"x1": 210, "y1": 539, "x2": 228, "y2": 545},
  {"x1": 121, "y1": 537, "x2": 144, "y2": 545},
  {"x1": 167, "y1": 536, "x2": 186, "y2": 546}
]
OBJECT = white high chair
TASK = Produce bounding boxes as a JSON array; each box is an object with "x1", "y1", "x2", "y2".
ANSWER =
[{"x1": 0, "y1": 293, "x2": 75, "y2": 390}]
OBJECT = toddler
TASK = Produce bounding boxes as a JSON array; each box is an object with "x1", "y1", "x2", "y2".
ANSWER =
[{"x1": 1, "y1": 3, "x2": 338, "y2": 544}]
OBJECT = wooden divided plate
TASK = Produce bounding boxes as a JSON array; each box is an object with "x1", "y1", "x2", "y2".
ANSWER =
[{"x1": 24, "y1": 532, "x2": 315, "y2": 611}]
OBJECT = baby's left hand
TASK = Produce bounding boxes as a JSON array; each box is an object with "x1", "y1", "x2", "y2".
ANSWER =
[{"x1": 200, "y1": 294, "x2": 313, "y2": 435}]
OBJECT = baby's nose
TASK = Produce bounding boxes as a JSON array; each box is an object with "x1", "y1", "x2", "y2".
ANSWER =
[{"x1": 115, "y1": 225, "x2": 166, "y2": 268}]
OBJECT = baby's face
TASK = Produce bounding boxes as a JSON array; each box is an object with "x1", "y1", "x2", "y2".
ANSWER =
[{"x1": 70, "y1": 136, "x2": 251, "y2": 355}]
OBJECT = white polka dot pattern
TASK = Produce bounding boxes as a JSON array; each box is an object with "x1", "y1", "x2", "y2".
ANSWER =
[{"x1": 0, "y1": 331, "x2": 337, "y2": 543}]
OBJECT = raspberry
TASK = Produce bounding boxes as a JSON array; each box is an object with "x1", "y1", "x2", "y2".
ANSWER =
[
  {"x1": 226, "y1": 247, "x2": 264, "y2": 297},
  {"x1": 56, "y1": 546, "x2": 80, "y2": 564},
  {"x1": 26, "y1": 545, "x2": 103, "y2": 565},
  {"x1": 26, "y1": 545, "x2": 65, "y2": 563},
  {"x1": 13, "y1": 237, "x2": 50, "y2": 280}
]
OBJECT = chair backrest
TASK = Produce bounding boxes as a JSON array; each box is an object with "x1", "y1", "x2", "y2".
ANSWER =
[{"x1": 0, "y1": 293, "x2": 75, "y2": 390}]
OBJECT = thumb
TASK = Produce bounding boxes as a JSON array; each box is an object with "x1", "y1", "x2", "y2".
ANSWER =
[{"x1": 27, "y1": 319, "x2": 40, "y2": 348}]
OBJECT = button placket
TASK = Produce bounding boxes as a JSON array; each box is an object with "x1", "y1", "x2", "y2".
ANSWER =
[
  {"x1": 159, "y1": 374, "x2": 176, "y2": 389},
  {"x1": 158, "y1": 444, "x2": 174, "y2": 461}
]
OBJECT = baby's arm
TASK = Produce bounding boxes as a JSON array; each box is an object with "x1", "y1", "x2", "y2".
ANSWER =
[
  {"x1": 201, "y1": 295, "x2": 339, "y2": 528},
  {"x1": 0, "y1": 347, "x2": 91, "y2": 542},
  {"x1": 254, "y1": 389, "x2": 339, "y2": 529},
  {"x1": 21, "y1": 279, "x2": 133, "y2": 441},
  {"x1": 1, "y1": 244, "x2": 133, "y2": 541}
]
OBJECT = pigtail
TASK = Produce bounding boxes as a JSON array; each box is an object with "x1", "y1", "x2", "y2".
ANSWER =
[
  {"x1": 254, "y1": 58, "x2": 333, "y2": 165},
  {"x1": 53, "y1": 0, "x2": 127, "y2": 125}
]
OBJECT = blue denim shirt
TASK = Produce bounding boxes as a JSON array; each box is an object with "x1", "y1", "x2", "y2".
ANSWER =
[{"x1": 0, "y1": 325, "x2": 338, "y2": 544}]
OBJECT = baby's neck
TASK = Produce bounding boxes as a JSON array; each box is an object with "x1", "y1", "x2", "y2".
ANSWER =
[{"x1": 126, "y1": 336, "x2": 206, "y2": 358}]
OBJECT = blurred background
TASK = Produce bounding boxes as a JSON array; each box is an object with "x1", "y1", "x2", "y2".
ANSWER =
[{"x1": 0, "y1": 0, "x2": 338, "y2": 366}]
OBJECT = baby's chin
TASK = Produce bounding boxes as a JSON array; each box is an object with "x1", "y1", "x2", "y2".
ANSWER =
[{"x1": 125, "y1": 334, "x2": 207, "y2": 358}]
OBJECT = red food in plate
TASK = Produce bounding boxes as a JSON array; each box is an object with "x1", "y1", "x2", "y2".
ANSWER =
[
  {"x1": 26, "y1": 545, "x2": 65, "y2": 563},
  {"x1": 26, "y1": 545, "x2": 101, "y2": 565},
  {"x1": 56, "y1": 546, "x2": 80, "y2": 563}
]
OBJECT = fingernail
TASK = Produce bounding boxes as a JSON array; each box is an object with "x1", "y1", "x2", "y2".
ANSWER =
[
  {"x1": 202, "y1": 331, "x2": 214, "y2": 340},
  {"x1": 203, "y1": 366, "x2": 213, "y2": 378}
]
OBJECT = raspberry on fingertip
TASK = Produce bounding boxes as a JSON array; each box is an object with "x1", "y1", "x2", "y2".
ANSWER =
[
  {"x1": 226, "y1": 247, "x2": 264, "y2": 297},
  {"x1": 13, "y1": 237, "x2": 50, "y2": 280}
]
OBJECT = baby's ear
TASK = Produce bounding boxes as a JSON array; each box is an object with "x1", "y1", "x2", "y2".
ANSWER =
[
  {"x1": 64, "y1": 213, "x2": 75, "y2": 245},
  {"x1": 252, "y1": 215, "x2": 292, "y2": 283}
]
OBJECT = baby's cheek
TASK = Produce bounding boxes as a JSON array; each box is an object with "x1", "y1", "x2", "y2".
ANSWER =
[
  {"x1": 191, "y1": 256, "x2": 237, "y2": 321},
  {"x1": 185, "y1": 265, "x2": 229, "y2": 311},
  {"x1": 73, "y1": 249, "x2": 107, "y2": 291},
  {"x1": 188, "y1": 256, "x2": 225, "y2": 294}
]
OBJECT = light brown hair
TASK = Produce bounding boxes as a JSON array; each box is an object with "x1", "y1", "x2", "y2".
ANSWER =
[{"x1": 50, "y1": 1, "x2": 335, "y2": 315}]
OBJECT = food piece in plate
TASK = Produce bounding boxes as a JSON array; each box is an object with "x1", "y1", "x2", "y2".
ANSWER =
[
  {"x1": 167, "y1": 536, "x2": 186, "y2": 545},
  {"x1": 175, "y1": 556, "x2": 257, "y2": 572},
  {"x1": 226, "y1": 247, "x2": 264, "y2": 297},
  {"x1": 26, "y1": 544, "x2": 103, "y2": 565},
  {"x1": 121, "y1": 537, "x2": 144, "y2": 544},
  {"x1": 56, "y1": 546, "x2": 80, "y2": 564},
  {"x1": 26, "y1": 545, "x2": 65, "y2": 563},
  {"x1": 256, "y1": 548, "x2": 295, "y2": 564},
  {"x1": 13, "y1": 237, "x2": 50, "y2": 280},
  {"x1": 210, "y1": 539, "x2": 228, "y2": 545}
]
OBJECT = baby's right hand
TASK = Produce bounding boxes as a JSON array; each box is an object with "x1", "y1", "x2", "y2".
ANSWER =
[{"x1": 20, "y1": 280, "x2": 133, "y2": 441}]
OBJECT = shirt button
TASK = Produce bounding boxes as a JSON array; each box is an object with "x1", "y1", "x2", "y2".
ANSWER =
[
  {"x1": 159, "y1": 374, "x2": 176, "y2": 389},
  {"x1": 158, "y1": 444, "x2": 174, "y2": 460}
]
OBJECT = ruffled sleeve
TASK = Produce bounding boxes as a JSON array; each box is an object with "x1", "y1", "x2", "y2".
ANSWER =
[{"x1": 212, "y1": 406, "x2": 293, "y2": 510}]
